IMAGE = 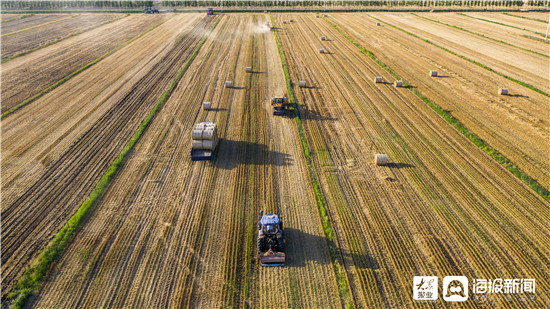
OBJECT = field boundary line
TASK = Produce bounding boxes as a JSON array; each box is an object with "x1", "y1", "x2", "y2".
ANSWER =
[
  {"x1": 457, "y1": 12, "x2": 546, "y2": 36},
  {"x1": 1, "y1": 13, "x2": 34, "y2": 23},
  {"x1": 1, "y1": 14, "x2": 77, "y2": 37},
  {"x1": 325, "y1": 17, "x2": 550, "y2": 201},
  {"x1": 502, "y1": 12, "x2": 548, "y2": 23},
  {"x1": 1, "y1": 16, "x2": 170, "y2": 119},
  {"x1": 411, "y1": 13, "x2": 549, "y2": 58},
  {"x1": 367, "y1": 15, "x2": 549, "y2": 98},
  {"x1": 270, "y1": 14, "x2": 354, "y2": 309},
  {"x1": 1, "y1": 13, "x2": 131, "y2": 64},
  {"x1": 5, "y1": 15, "x2": 221, "y2": 309}
]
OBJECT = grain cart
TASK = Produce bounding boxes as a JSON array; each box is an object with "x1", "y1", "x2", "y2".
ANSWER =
[
  {"x1": 270, "y1": 96, "x2": 289, "y2": 116},
  {"x1": 190, "y1": 122, "x2": 219, "y2": 161},
  {"x1": 257, "y1": 210, "x2": 285, "y2": 266}
]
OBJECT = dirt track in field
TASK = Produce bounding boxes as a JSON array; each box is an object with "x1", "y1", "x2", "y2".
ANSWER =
[
  {"x1": 331, "y1": 12, "x2": 549, "y2": 194},
  {"x1": 30, "y1": 14, "x2": 342, "y2": 308},
  {"x1": 1, "y1": 14, "x2": 168, "y2": 114},
  {"x1": 1, "y1": 13, "x2": 122, "y2": 60},
  {"x1": 275, "y1": 13, "x2": 549, "y2": 307},
  {"x1": 1, "y1": 13, "x2": 213, "y2": 300}
]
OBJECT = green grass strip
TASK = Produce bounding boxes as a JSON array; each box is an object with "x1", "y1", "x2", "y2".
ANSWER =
[
  {"x1": 325, "y1": 17, "x2": 549, "y2": 202},
  {"x1": 457, "y1": 12, "x2": 546, "y2": 37},
  {"x1": 270, "y1": 14, "x2": 354, "y2": 309},
  {"x1": 502, "y1": 12, "x2": 548, "y2": 23},
  {"x1": 369, "y1": 15, "x2": 549, "y2": 98},
  {"x1": 1, "y1": 13, "x2": 130, "y2": 64},
  {"x1": 1, "y1": 17, "x2": 168, "y2": 119},
  {"x1": 412, "y1": 13, "x2": 549, "y2": 58},
  {"x1": 1, "y1": 13, "x2": 34, "y2": 23},
  {"x1": 6, "y1": 15, "x2": 221, "y2": 309},
  {"x1": 1, "y1": 14, "x2": 77, "y2": 37}
]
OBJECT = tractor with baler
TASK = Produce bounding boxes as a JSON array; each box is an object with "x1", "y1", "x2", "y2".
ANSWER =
[
  {"x1": 270, "y1": 96, "x2": 290, "y2": 116},
  {"x1": 257, "y1": 210, "x2": 285, "y2": 266}
]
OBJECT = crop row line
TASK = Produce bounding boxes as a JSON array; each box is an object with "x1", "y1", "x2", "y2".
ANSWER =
[
  {"x1": 1, "y1": 13, "x2": 34, "y2": 23},
  {"x1": 325, "y1": 17, "x2": 549, "y2": 201},
  {"x1": 1, "y1": 14, "x2": 77, "y2": 37},
  {"x1": 6, "y1": 16, "x2": 221, "y2": 309},
  {"x1": 502, "y1": 12, "x2": 549, "y2": 23},
  {"x1": 457, "y1": 12, "x2": 546, "y2": 36},
  {"x1": 411, "y1": 13, "x2": 549, "y2": 58},
  {"x1": 1, "y1": 17, "x2": 170, "y2": 119},
  {"x1": 1, "y1": 13, "x2": 131, "y2": 64},
  {"x1": 270, "y1": 14, "x2": 354, "y2": 309}
]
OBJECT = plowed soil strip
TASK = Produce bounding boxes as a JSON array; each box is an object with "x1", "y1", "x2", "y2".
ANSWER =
[
  {"x1": 1, "y1": 14, "x2": 122, "y2": 60},
  {"x1": 1, "y1": 14, "x2": 166, "y2": 115},
  {"x1": 279, "y1": 13, "x2": 549, "y2": 307},
  {"x1": 1, "y1": 14, "x2": 211, "y2": 301}
]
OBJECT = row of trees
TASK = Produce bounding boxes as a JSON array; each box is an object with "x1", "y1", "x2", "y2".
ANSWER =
[
  {"x1": 1, "y1": 1, "x2": 154, "y2": 9},
  {"x1": 160, "y1": 0, "x2": 536, "y2": 7},
  {"x1": 3, "y1": 0, "x2": 548, "y2": 9}
]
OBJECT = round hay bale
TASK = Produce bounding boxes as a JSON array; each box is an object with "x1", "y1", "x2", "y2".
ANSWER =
[
  {"x1": 192, "y1": 140, "x2": 203, "y2": 149},
  {"x1": 245, "y1": 66, "x2": 252, "y2": 73},
  {"x1": 290, "y1": 18, "x2": 294, "y2": 22},
  {"x1": 202, "y1": 139, "x2": 215, "y2": 150},
  {"x1": 202, "y1": 102, "x2": 212, "y2": 110},
  {"x1": 202, "y1": 128, "x2": 217, "y2": 140},
  {"x1": 324, "y1": 14, "x2": 328, "y2": 17},
  {"x1": 429, "y1": 70, "x2": 438, "y2": 77},
  {"x1": 316, "y1": 15, "x2": 320, "y2": 18},
  {"x1": 225, "y1": 81, "x2": 233, "y2": 88},
  {"x1": 394, "y1": 80, "x2": 403, "y2": 87},
  {"x1": 319, "y1": 48, "x2": 325, "y2": 54},
  {"x1": 374, "y1": 77, "x2": 382, "y2": 83},
  {"x1": 299, "y1": 81, "x2": 307, "y2": 88},
  {"x1": 321, "y1": 36, "x2": 326, "y2": 40},
  {"x1": 376, "y1": 22, "x2": 381, "y2": 26},
  {"x1": 192, "y1": 129, "x2": 203, "y2": 140},
  {"x1": 498, "y1": 88, "x2": 508, "y2": 95},
  {"x1": 283, "y1": 20, "x2": 287, "y2": 24},
  {"x1": 374, "y1": 154, "x2": 388, "y2": 166}
]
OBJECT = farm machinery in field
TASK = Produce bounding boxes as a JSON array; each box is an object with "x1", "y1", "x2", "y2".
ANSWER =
[
  {"x1": 190, "y1": 122, "x2": 219, "y2": 161},
  {"x1": 257, "y1": 210, "x2": 285, "y2": 266},
  {"x1": 270, "y1": 96, "x2": 290, "y2": 116},
  {"x1": 144, "y1": 7, "x2": 159, "y2": 14}
]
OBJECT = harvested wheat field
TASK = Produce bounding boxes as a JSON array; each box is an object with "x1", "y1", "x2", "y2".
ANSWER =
[
  {"x1": 1, "y1": 10, "x2": 549, "y2": 309},
  {"x1": 1, "y1": 13, "x2": 124, "y2": 60},
  {"x1": 1, "y1": 13, "x2": 168, "y2": 113}
]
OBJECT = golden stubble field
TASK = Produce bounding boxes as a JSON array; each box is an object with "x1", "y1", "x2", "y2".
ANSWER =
[{"x1": 1, "y1": 11, "x2": 549, "y2": 308}]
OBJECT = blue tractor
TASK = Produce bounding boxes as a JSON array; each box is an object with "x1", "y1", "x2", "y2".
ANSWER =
[
  {"x1": 145, "y1": 7, "x2": 159, "y2": 14},
  {"x1": 257, "y1": 210, "x2": 285, "y2": 266}
]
